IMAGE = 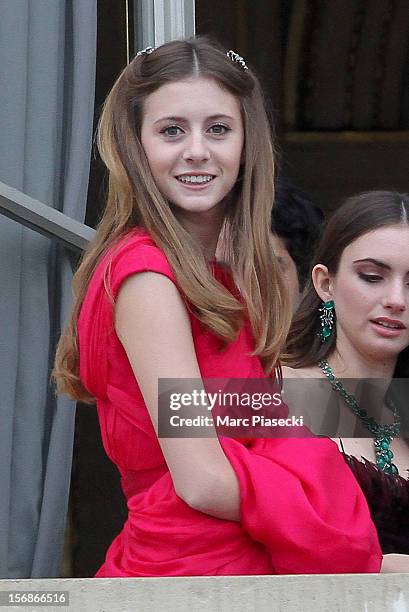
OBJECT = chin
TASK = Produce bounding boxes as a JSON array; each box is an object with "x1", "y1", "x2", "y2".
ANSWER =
[
  {"x1": 365, "y1": 341, "x2": 403, "y2": 363},
  {"x1": 172, "y1": 199, "x2": 225, "y2": 214}
]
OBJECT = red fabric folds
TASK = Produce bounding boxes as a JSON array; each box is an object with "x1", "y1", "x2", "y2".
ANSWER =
[
  {"x1": 221, "y1": 437, "x2": 382, "y2": 574},
  {"x1": 95, "y1": 437, "x2": 381, "y2": 577},
  {"x1": 78, "y1": 230, "x2": 382, "y2": 577}
]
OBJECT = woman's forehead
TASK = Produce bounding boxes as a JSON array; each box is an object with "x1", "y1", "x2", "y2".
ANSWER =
[
  {"x1": 340, "y1": 225, "x2": 409, "y2": 266},
  {"x1": 142, "y1": 77, "x2": 241, "y2": 120}
]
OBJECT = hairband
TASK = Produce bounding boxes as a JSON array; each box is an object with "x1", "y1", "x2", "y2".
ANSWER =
[
  {"x1": 136, "y1": 46, "x2": 155, "y2": 57},
  {"x1": 135, "y1": 44, "x2": 248, "y2": 71},
  {"x1": 226, "y1": 50, "x2": 248, "y2": 70}
]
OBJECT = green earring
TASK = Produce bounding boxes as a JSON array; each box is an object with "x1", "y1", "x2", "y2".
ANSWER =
[{"x1": 318, "y1": 300, "x2": 335, "y2": 342}]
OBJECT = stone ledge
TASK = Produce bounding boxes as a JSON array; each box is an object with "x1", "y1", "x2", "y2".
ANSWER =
[{"x1": 0, "y1": 574, "x2": 408, "y2": 612}]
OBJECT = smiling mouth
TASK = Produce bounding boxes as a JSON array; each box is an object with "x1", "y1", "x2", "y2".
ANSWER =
[
  {"x1": 176, "y1": 175, "x2": 216, "y2": 184},
  {"x1": 371, "y1": 320, "x2": 406, "y2": 330}
]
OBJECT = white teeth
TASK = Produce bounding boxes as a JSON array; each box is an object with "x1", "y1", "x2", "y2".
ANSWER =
[
  {"x1": 376, "y1": 321, "x2": 400, "y2": 329},
  {"x1": 177, "y1": 175, "x2": 214, "y2": 184}
]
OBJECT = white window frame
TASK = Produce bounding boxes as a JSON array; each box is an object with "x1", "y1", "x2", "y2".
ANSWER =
[
  {"x1": 135, "y1": 0, "x2": 195, "y2": 49},
  {"x1": 0, "y1": 1, "x2": 196, "y2": 251}
]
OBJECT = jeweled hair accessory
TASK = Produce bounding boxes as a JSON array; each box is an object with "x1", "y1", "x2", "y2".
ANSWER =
[
  {"x1": 226, "y1": 50, "x2": 248, "y2": 70},
  {"x1": 136, "y1": 45, "x2": 156, "y2": 58}
]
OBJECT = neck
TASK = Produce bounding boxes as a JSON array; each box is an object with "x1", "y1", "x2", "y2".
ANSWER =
[
  {"x1": 327, "y1": 331, "x2": 397, "y2": 381},
  {"x1": 176, "y1": 205, "x2": 226, "y2": 261},
  {"x1": 328, "y1": 344, "x2": 396, "y2": 380}
]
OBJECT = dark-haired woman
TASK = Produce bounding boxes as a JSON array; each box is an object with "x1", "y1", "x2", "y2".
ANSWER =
[{"x1": 283, "y1": 190, "x2": 409, "y2": 572}]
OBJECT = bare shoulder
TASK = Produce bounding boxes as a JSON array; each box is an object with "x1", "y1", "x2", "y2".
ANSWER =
[
  {"x1": 282, "y1": 365, "x2": 320, "y2": 379},
  {"x1": 281, "y1": 366, "x2": 303, "y2": 379},
  {"x1": 114, "y1": 271, "x2": 196, "y2": 377},
  {"x1": 117, "y1": 270, "x2": 180, "y2": 303},
  {"x1": 115, "y1": 271, "x2": 187, "y2": 329}
]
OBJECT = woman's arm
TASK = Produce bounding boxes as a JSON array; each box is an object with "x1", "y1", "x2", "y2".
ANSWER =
[{"x1": 115, "y1": 271, "x2": 240, "y2": 521}]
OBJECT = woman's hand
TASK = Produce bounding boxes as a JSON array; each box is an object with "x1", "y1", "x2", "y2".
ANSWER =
[
  {"x1": 381, "y1": 554, "x2": 409, "y2": 573},
  {"x1": 115, "y1": 271, "x2": 240, "y2": 521}
]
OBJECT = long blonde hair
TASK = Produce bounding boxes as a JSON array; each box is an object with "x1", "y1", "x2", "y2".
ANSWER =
[{"x1": 53, "y1": 37, "x2": 291, "y2": 402}]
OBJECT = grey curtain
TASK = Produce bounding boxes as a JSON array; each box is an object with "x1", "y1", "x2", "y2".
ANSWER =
[{"x1": 0, "y1": 0, "x2": 96, "y2": 577}]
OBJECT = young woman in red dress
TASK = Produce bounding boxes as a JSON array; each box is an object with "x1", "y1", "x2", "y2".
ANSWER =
[{"x1": 53, "y1": 38, "x2": 381, "y2": 576}]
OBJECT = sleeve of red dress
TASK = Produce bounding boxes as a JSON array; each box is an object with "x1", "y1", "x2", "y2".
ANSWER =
[
  {"x1": 220, "y1": 436, "x2": 382, "y2": 574},
  {"x1": 109, "y1": 237, "x2": 177, "y2": 299},
  {"x1": 78, "y1": 233, "x2": 178, "y2": 400}
]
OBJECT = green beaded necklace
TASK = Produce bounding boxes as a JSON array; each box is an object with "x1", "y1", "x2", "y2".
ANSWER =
[{"x1": 318, "y1": 359, "x2": 401, "y2": 475}]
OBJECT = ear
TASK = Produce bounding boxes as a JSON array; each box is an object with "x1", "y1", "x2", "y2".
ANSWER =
[{"x1": 312, "y1": 264, "x2": 333, "y2": 303}]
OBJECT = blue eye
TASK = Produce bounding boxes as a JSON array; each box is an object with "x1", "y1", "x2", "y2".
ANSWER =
[
  {"x1": 358, "y1": 272, "x2": 382, "y2": 283},
  {"x1": 161, "y1": 125, "x2": 183, "y2": 137},
  {"x1": 208, "y1": 124, "x2": 230, "y2": 135}
]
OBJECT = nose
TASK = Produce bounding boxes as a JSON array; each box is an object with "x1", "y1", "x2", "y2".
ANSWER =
[
  {"x1": 382, "y1": 280, "x2": 407, "y2": 313},
  {"x1": 182, "y1": 132, "x2": 210, "y2": 163}
]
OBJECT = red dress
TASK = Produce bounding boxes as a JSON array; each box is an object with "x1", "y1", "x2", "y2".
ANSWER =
[{"x1": 78, "y1": 229, "x2": 382, "y2": 576}]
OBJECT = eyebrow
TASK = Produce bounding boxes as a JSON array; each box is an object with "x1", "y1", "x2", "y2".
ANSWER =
[
  {"x1": 353, "y1": 258, "x2": 391, "y2": 269},
  {"x1": 353, "y1": 257, "x2": 409, "y2": 275},
  {"x1": 153, "y1": 114, "x2": 236, "y2": 125}
]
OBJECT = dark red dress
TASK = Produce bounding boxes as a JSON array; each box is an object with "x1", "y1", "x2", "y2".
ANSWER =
[
  {"x1": 344, "y1": 454, "x2": 409, "y2": 554},
  {"x1": 78, "y1": 229, "x2": 382, "y2": 576}
]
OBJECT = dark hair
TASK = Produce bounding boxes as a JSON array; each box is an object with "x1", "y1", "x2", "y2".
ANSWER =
[
  {"x1": 272, "y1": 178, "x2": 324, "y2": 289},
  {"x1": 284, "y1": 190, "x2": 409, "y2": 377}
]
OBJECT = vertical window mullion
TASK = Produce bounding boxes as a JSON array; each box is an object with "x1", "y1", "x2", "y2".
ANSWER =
[{"x1": 134, "y1": 0, "x2": 195, "y2": 50}]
